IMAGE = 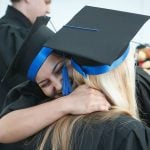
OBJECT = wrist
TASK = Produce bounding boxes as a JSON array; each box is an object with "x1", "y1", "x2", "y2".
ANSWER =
[{"x1": 56, "y1": 96, "x2": 73, "y2": 115}]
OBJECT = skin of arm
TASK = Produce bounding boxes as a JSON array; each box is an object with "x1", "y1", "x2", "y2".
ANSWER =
[{"x1": 0, "y1": 85, "x2": 110, "y2": 143}]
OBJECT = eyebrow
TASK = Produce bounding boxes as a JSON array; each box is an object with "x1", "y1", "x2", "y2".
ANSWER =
[
  {"x1": 52, "y1": 59, "x2": 64, "y2": 73},
  {"x1": 37, "y1": 59, "x2": 64, "y2": 85}
]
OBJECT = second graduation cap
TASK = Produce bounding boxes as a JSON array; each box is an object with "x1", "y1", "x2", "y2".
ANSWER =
[{"x1": 44, "y1": 6, "x2": 149, "y2": 76}]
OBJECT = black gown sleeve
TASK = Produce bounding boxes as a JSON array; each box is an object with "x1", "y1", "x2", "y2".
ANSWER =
[
  {"x1": 0, "y1": 81, "x2": 47, "y2": 117},
  {"x1": 24, "y1": 115, "x2": 150, "y2": 150}
]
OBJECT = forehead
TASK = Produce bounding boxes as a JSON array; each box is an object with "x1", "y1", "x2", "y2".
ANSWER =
[
  {"x1": 36, "y1": 53, "x2": 62, "y2": 76},
  {"x1": 46, "y1": 53, "x2": 63, "y2": 64}
]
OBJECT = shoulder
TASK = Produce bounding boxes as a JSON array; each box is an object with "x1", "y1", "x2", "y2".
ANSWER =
[
  {"x1": 98, "y1": 115, "x2": 150, "y2": 150},
  {"x1": 6, "y1": 81, "x2": 46, "y2": 101},
  {"x1": 72, "y1": 114, "x2": 149, "y2": 150},
  {"x1": 87, "y1": 115, "x2": 145, "y2": 139},
  {"x1": 0, "y1": 15, "x2": 30, "y2": 38},
  {"x1": 104, "y1": 115, "x2": 146, "y2": 135},
  {"x1": 0, "y1": 22, "x2": 29, "y2": 37},
  {"x1": 0, "y1": 81, "x2": 47, "y2": 117}
]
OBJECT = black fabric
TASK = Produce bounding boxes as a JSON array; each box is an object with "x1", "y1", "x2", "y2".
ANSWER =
[
  {"x1": 0, "y1": 81, "x2": 48, "y2": 150},
  {"x1": 0, "y1": 6, "x2": 32, "y2": 113},
  {"x1": 23, "y1": 114, "x2": 150, "y2": 150},
  {"x1": 71, "y1": 115, "x2": 150, "y2": 150},
  {"x1": 0, "y1": 81, "x2": 48, "y2": 117},
  {"x1": 2, "y1": 24, "x2": 54, "y2": 82},
  {"x1": 136, "y1": 67, "x2": 150, "y2": 127},
  {"x1": 1, "y1": 16, "x2": 52, "y2": 83},
  {"x1": 0, "y1": 6, "x2": 32, "y2": 80},
  {"x1": 0, "y1": 6, "x2": 52, "y2": 113},
  {"x1": 0, "y1": 73, "x2": 27, "y2": 112},
  {"x1": 44, "y1": 6, "x2": 150, "y2": 66}
]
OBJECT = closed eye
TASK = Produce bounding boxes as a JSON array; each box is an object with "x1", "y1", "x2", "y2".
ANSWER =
[
  {"x1": 54, "y1": 64, "x2": 63, "y2": 75},
  {"x1": 53, "y1": 60, "x2": 64, "y2": 75},
  {"x1": 39, "y1": 80, "x2": 51, "y2": 88}
]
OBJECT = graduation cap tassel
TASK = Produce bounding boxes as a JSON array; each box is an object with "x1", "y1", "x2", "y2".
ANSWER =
[{"x1": 62, "y1": 63, "x2": 72, "y2": 96}]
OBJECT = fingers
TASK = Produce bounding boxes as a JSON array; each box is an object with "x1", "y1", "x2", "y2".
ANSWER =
[
  {"x1": 69, "y1": 84, "x2": 111, "y2": 114},
  {"x1": 76, "y1": 85, "x2": 111, "y2": 111},
  {"x1": 90, "y1": 97, "x2": 110, "y2": 112},
  {"x1": 86, "y1": 89, "x2": 111, "y2": 112}
]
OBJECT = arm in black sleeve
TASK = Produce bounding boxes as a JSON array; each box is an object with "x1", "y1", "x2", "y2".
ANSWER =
[{"x1": 0, "y1": 81, "x2": 47, "y2": 118}]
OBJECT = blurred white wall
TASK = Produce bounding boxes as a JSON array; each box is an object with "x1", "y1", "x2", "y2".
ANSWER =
[
  {"x1": 0, "y1": 0, "x2": 10, "y2": 16},
  {"x1": 1, "y1": 0, "x2": 150, "y2": 46}
]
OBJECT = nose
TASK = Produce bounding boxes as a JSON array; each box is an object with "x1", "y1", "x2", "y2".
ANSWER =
[{"x1": 51, "y1": 75, "x2": 62, "y2": 92}]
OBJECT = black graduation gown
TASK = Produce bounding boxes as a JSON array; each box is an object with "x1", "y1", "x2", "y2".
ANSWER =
[
  {"x1": 0, "y1": 6, "x2": 32, "y2": 80},
  {"x1": 72, "y1": 115, "x2": 150, "y2": 150},
  {"x1": 0, "y1": 81, "x2": 47, "y2": 150},
  {"x1": 0, "y1": 81, "x2": 48, "y2": 117},
  {"x1": 23, "y1": 115, "x2": 150, "y2": 150},
  {"x1": 136, "y1": 67, "x2": 150, "y2": 127},
  {"x1": 0, "y1": 6, "x2": 32, "y2": 111}
]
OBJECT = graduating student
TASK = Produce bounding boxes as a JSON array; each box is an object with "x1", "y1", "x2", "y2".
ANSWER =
[{"x1": 34, "y1": 6, "x2": 150, "y2": 150}]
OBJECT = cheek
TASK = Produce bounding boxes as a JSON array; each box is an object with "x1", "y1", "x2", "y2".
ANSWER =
[
  {"x1": 32, "y1": 4, "x2": 46, "y2": 15},
  {"x1": 41, "y1": 86, "x2": 54, "y2": 97},
  {"x1": 35, "y1": 8, "x2": 45, "y2": 16},
  {"x1": 40, "y1": 2, "x2": 49, "y2": 12}
]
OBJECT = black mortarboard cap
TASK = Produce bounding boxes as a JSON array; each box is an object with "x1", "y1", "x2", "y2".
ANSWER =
[
  {"x1": 44, "y1": 6, "x2": 149, "y2": 76},
  {"x1": 2, "y1": 16, "x2": 55, "y2": 83}
]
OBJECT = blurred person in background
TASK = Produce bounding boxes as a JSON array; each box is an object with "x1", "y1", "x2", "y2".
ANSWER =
[
  {"x1": 136, "y1": 44, "x2": 150, "y2": 74},
  {"x1": 0, "y1": 0, "x2": 51, "y2": 111}
]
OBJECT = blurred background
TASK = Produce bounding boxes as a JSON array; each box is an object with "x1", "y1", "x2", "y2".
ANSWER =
[{"x1": 1, "y1": 0, "x2": 150, "y2": 45}]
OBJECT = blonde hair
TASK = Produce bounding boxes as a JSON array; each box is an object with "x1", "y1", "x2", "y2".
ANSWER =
[{"x1": 39, "y1": 48, "x2": 139, "y2": 150}]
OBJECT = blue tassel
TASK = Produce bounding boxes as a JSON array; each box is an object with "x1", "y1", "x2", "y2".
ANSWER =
[{"x1": 62, "y1": 64, "x2": 72, "y2": 96}]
